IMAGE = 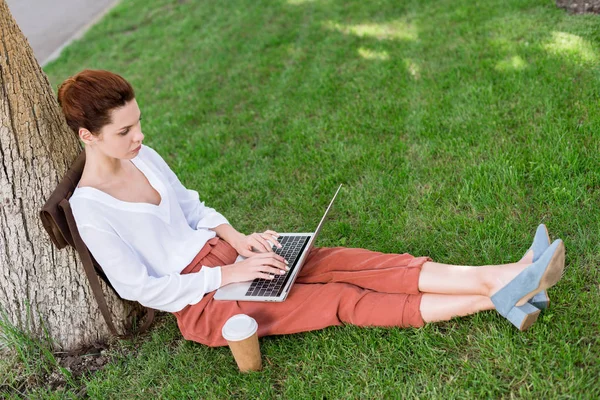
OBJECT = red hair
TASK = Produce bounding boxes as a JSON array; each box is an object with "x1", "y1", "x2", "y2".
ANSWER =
[{"x1": 57, "y1": 69, "x2": 135, "y2": 135}]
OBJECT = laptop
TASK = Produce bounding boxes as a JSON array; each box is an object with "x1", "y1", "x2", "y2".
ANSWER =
[{"x1": 214, "y1": 184, "x2": 342, "y2": 302}]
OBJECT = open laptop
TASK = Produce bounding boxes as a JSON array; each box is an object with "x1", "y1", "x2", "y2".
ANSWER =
[{"x1": 214, "y1": 184, "x2": 342, "y2": 302}]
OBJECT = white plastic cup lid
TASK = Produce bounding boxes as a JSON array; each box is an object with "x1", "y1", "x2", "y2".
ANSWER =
[{"x1": 221, "y1": 314, "x2": 258, "y2": 342}]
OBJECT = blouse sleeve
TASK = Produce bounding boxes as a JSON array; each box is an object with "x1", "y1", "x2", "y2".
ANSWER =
[
  {"x1": 143, "y1": 146, "x2": 229, "y2": 230},
  {"x1": 78, "y1": 224, "x2": 222, "y2": 312}
]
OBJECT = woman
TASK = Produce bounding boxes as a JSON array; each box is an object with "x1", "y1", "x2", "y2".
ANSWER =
[{"x1": 58, "y1": 69, "x2": 565, "y2": 347}]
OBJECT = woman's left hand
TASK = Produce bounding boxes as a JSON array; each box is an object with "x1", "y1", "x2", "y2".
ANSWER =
[{"x1": 232, "y1": 230, "x2": 282, "y2": 257}]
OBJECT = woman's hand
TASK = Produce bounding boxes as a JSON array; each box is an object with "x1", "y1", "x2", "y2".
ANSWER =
[
  {"x1": 231, "y1": 230, "x2": 282, "y2": 257},
  {"x1": 220, "y1": 252, "x2": 289, "y2": 287}
]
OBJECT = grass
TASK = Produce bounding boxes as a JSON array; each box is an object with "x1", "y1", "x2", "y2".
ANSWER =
[
  {"x1": 7, "y1": 0, "x2": 600, "y2": 397},
  {"x1": 0, "y1": 306, "x2": 74, "y2": 398}
]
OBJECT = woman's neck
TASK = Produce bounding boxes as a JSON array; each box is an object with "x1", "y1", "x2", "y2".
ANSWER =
[{"x1": 80, "y1": 146, "x2": 129, "y2": 187}]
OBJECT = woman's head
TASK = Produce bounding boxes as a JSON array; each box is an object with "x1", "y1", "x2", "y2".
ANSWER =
[{"x1": 57, "y1": 69, "x2": 144, "y2": 158}]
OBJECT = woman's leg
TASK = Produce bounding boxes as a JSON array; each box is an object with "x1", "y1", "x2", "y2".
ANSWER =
[
  {"x1": 420, "y1": 294, "x2": 494, "y2": 323},
  {"x1": 176, "y1": 240, "x2": 540, "y2": 346},
  {"x1": 301, "y1": 246, "x2": 532, "y2": 299},
  {"x1": 418, "y1": 261, "x2": 528, "y2": 297}
]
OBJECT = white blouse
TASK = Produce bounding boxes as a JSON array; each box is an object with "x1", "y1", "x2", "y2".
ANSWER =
[{"x1": 70, "y1": 144, "x2": 230, "y2": 312}]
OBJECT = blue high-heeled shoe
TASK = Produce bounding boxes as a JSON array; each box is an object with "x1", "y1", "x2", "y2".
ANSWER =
[
  {"x1": 529, "y1": 291, "x2": 550, "y2": 310},
  {"x1": 501, "y1": 224, "x2": 551, "y2": 330},
  {"x1": 523, "y1": 224, "x2": 552, "y2": 310},
  {"x1": 492, "y1": 239, "x2": 565, "y2": 331}
]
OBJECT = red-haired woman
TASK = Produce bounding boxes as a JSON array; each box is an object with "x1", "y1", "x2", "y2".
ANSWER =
[{"x1": 58, "y1": 69, "x2": 565, "y2": 347}]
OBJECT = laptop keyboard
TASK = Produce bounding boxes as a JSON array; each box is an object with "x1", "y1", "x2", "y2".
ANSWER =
[{"x1": 245, "y1": 235, "x2": 310, "y2": 297}]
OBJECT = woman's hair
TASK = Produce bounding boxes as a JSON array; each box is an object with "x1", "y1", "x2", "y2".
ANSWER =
[{"x1": 57, "y1": 69, "x2": 135, "y2": 136}]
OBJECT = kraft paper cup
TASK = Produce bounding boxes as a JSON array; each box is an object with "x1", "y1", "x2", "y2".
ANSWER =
[{"x1": 221, "y1": 314, "x2": 261, "y2": 372}]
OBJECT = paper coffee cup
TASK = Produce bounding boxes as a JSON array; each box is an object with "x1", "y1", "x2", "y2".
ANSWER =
[{"x1": 222, "y1": 314, "x2": 261, "y2": 372}]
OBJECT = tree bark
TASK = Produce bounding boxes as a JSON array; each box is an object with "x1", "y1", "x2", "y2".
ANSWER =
[
  {"x1": 556, "y1": 0, "x2": 600, "y2": 14},
  {"x1": 0, "y1": 0, "x2": 143, "y2": 350}
]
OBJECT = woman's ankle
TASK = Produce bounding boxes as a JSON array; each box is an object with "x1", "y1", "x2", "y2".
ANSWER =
[
  {"x1": 518, "y1": 249, "x2": 534, "y2": 264},
  {"x1": 484, "y1": 263, "x2": 529, "y2": 297}
]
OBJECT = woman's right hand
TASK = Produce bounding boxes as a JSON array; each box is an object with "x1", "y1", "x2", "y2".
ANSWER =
[{"x1": 220, "y1": 252, "x2": 289, "y2": 287}]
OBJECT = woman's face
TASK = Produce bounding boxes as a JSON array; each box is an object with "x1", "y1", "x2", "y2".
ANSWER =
[{"x1": 86, "y1": 99, "x2": 144, "y2": 159}]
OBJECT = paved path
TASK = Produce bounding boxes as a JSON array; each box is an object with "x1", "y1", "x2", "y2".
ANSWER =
[{"x1": 6, "y1": 0, "x2": 119, "y2": 65}]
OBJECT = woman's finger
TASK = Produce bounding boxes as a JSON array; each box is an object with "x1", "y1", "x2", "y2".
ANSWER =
[
  {"x1": 262, "y1": 253, "x2": 288, "y2": 266},
  {"x1": 249, "y1": 255, "x2": 288, "y2": 271},
  {"x1": 250, "y1": 251, "x2": 288, "y2": 265},
  {"x1": 239, "y1": 247, "x2": 254, "y2": 258},
  {"x1": 251, "y1": 234, "x2": 273, "y2": 253},
  {"x1": 267, "y1": 258, "x2": 289, "y2": 271},
  {"x1": 260, "y1": 266, "x2": 286, "y2": 276},
  {"x1": 271, "y1": 254, "x2": 288, "y2": 267},
  {"x1": 260, "y1": 233, "x2": 282, "y2": 249},
  {"x1": 264, "y1": 230, "x2": 279, "y2": 237},
  {"x1": 251, "y1": 238, "x2": 271, "y2": 253},
  {"x1": 271, "y1": 234, "x2": 282, "y2": 248}
]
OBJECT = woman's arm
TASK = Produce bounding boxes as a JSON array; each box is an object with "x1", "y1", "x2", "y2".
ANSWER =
[
  {"x1": 78, "y1": 224, "x2": 221, "y2": 312},
  {"x1": 211, "y1": 223, "x2": 244, "y2": 247}
]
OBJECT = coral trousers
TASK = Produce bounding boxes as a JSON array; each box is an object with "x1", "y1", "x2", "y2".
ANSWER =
[{"x1": 174, "y1": 237, "x2": 431, "y2": 347}]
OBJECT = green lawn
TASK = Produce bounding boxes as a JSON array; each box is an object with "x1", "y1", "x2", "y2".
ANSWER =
[{"x1": 9, "y1": 0, "x2": 600, "y2": 397}]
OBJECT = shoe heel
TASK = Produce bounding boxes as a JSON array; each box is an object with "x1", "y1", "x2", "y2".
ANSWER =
[
  {"x1": 529, "y1": 291, "x2": 550, "y2": 310},
  {"x1": 505, "y1": 303, "x2": 541, "y2": 331}
]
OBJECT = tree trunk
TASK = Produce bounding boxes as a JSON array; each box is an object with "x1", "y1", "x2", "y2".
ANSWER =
[
  {"x1": 556, "y1": 0, "x2": 600, "y2": 13},
  {"x1": 0, "y1": 0, "x2": 143, "y2": 350}
]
